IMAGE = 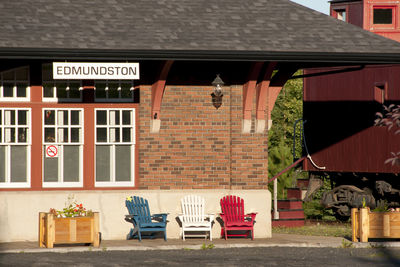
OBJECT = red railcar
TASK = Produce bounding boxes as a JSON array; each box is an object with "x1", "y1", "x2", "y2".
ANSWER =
[{"x1": 303, "y1": 0, "x2": 400, "y2": 220}]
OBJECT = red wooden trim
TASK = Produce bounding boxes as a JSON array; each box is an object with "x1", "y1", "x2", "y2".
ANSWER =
[
  {"x1": 31, "y1": 85, "x2": 43, "y2": 190},
  {"x1": 242, "y1": 62, "x2": 263, "y2": 120},
  {"x1": 151, "y1": 60, "x2": 173, "y2": 119},
  {"x1": 374, "y1": 81, "x2": 388, "y2": 104},
  {"x1": 256, "y1": 62, "x2": 277, "y2": 120},
  {"x1": 268, "y1": 156, "x2": 306, "y2": 184},
  {"x1": 331, "y1": 5, "x2": 348, "y2": 22},
  {"x1": 83, "y1": 107, "x2": 95, "y2": 189}
]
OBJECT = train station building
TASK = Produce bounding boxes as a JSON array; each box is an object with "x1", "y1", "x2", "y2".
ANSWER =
[{"x1": 1, "y1": 0, "x2": 400, "y2": 242}]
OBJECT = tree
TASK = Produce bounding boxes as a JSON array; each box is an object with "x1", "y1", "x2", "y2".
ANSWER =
[
  {"x1": 375, "y1": 104, "x2": 400, "y2": 166},
  {"x1": 268, "y1": 71, "x2": 304, "y2": 199},
  {"x1": 268, "y1": 138, "x2": 296, "y2": 199},
  {"x1": 268, "y1": 71, "x2": 303, "y2": 157}
]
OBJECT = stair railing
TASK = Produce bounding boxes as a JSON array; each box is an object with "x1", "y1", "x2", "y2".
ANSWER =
[{"x1": 268, "y1": 156, "x2": 306, "y2": 219}]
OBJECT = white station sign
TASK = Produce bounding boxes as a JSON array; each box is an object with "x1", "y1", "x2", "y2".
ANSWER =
[{"x1": 53, "y1": 62, "x2": 140, "y2": 80}]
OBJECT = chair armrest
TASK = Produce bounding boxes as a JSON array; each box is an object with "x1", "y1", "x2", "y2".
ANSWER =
[
  {"x1": 125, "y1": 214, "x2": 132, "y2": 222},
  {"x1": 125, "y1": 214, "x2": 139, "y2": 224},
  {"x1": 152, "y1": 213, "x2": 169, "y2": 222},
  {"x1": 205, "y1": 214, "x2": 215, "y2": 221},
  {"x1": 245, "y1": 212, "x2": 257, "y2": 221}
]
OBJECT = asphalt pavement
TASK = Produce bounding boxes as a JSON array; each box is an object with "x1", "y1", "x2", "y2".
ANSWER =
[{"x1": 1, "y1": 233, "x2": 400, "y2": 254}]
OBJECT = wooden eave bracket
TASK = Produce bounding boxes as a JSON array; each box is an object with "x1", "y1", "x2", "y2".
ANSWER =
[
  {"x1": 255, "y1": 65, "x2": 297, "y2": 133},
  {"x1": 242, "y1": 62, "x2": 264, "y2": 133},
  {"x1": 150, "y1": 60, "x2": 173, "y2": 133}
]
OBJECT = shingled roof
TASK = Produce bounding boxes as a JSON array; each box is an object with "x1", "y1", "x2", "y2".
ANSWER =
[{"x1": 1, "y1": 0, "x2": 400, "y2": 63}]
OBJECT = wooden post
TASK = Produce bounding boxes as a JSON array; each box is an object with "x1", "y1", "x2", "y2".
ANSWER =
[
  {"x1": 351, "y1": 208, "x2": 358, "y2": 242},
  {"x1": 383, "y1": 214, "x2": 391, "y2": 237},
  {"x1": 359, "y1": 208, "x2": 369, "y2": 242},
  {"x1": 38, "y1": 212, "x2": 45, "y2": 247},
  {"x1": 93, "y1": 212, "x2": 100, "y2": 247},
  {"x1": 46, "y1": 213, "x2": 55, "y2": 248}
]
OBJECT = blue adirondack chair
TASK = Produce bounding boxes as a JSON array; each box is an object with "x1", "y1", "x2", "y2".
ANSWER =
[{"x1": 125, "y1": 196, "x2": 168, "y2": 241}]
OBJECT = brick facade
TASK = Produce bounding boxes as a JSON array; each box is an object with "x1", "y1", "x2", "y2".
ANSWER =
[{"x1": 139, "y1": 84, "x2": 269, "y2": 190}]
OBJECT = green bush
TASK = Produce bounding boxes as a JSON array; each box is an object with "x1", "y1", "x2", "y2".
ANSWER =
[{"x1": 303, "y1": 178, "x2": 335, "y2": 221}]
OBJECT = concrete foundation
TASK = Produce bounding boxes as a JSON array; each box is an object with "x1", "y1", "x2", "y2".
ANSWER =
[{"x1": 0, "y1": 190, "x2": 271, "y2": 242}]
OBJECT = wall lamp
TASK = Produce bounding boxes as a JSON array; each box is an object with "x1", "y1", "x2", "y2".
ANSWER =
[{"x1": 211, "y1": 74, "x2": 224, "y2": 109}]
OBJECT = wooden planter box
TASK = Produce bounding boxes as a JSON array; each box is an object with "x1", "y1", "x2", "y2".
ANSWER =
[
  {"x1": 351, "y1": 208, "x2": 400, "y2": 242},
  {"x1": 39, "y1": 212, "x2": 100, "y2": 248}
]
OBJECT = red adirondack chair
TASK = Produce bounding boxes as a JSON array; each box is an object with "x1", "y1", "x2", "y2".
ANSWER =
[{"x1": 220, "y1": 195, "x2": 257, "y2": 240}]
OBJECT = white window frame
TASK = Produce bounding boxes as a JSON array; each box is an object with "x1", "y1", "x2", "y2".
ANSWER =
[
  {"x1": 42, "y1": 83, "x2": 83, "y2": 103},
  {"x1": 94, "y1": 81, "x2": 135, "y2": 102},
  {"x1": 42, "y1": 108, "x2": 84, "y2": 188},
  {"x1": 0, "y1": 66, "x2": 30, "y2": 102},
  {"x1": 42, "y1": 64, "x2": 83, "y2": 102},
  {"x1": 95, "y1": 108, "x2": 135, "y2": 187},
  {"x1": 0, "y1": 108, "x2": 31, "y2": 188}
]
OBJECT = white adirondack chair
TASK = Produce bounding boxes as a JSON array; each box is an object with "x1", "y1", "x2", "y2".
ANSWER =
[{"x1": 178, "y1": 195, "x2": 214, "y2": 240}]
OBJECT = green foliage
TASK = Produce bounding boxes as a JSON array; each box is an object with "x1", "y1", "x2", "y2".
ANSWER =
[
  {"x1": 268, "y1": 70, "x2": 305, "y2": 199},
  {"x1": 272, "y1": 222, "x2": 352, "y2": 238},
  {"x1": 341, "y1": 239, "x2": 354, "y2": 249},
  {"x1": 303, "y1": 200, "x2": 335, "y2": 221},
  {"x1": 269, "y1": 70, "x2": 303, "y2": 156},
  {"x1": 201, "y1": 243, "x2": 215, "y2": 250},
  {"x1": 268, "y1": 139, "x2": 295, "y2": 199},
  {"x1": 372, "y1": 200, "x2": 389, "y2": 212},
  {"x1": 303, "y1": 178, "x2": 335, "y2": 221}
]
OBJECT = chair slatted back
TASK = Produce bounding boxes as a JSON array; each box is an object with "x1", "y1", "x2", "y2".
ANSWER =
[
  {"x1": 126, "y1": 196, "x2": 152, "y2": 223},
  {"x1": 220, "y1": 195, "x2": 245, "y2": 222},
  {"x1": 181, "y1": 195, "x2": 205, "y2": 223}
]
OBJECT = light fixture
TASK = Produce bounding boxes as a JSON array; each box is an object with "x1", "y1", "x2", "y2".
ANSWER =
[{"x1": 211, "y1": 74, "x2": 224, "y2": 109}]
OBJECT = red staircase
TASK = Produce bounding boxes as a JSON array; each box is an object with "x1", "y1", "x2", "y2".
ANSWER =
[{"x1": 272, "y1": 178, "x2": 308, "y2": 227}]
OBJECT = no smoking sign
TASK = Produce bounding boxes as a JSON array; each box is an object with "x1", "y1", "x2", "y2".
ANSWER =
[{"x1": 45, "y1": 145, "x2": 58, "y2": 158}]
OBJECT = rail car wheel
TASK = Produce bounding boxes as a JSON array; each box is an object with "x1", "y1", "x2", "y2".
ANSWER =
[
  {"x1": 321, "y1": 185, "x2": 376, "y2": 221},
  {"x1": 333, "y1": 205, "x2": 350, "y2": 222}
]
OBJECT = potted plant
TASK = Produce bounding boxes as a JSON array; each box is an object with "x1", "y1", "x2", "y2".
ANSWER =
[
  {"x1": 39, "y1": 195, "x2": 100, "y2": 248},
  {"x1": 352, "y1": 200, "x2": 400, "y2": 242}
]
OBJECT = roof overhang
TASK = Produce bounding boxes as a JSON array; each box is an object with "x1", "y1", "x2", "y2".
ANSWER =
[{"x1": 1, "y1": 48, "x2": 400, "y2": 66}]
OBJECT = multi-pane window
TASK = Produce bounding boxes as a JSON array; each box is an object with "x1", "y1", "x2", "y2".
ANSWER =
[
  {"x1": 95, "y1": 109, "x2": 135, "y2": 187},
  {"x1": 94, "y1": 81, "x2": 134, "y2": 102},
  {"x1": 42, "y1": 64, "x2": 82, "y2": 102},
  {"x1": 373, "y1": 7, "x2": 394, "y2": 25},
  {"x1": 43, "y1": 109, "x2": 83, "y2": 187},
  {"x1": 0, "y1": 67, "x2": 30, "y2": 101},
  {"x1": 0, "y1": 108, "x2": 31, "y2": 188}
]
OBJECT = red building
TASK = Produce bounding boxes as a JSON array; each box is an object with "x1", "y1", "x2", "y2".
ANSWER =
[
  {"x1": 331, "y1": 0, "x2": 400, "y2": 41},
  {"x1": 304, "y1": 0, "x2": 400, "y2": 220}
]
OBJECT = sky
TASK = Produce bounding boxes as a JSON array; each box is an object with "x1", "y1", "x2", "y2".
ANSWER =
[{"x1": 290, "y1": 0, "x2": 330, "y2": 15}]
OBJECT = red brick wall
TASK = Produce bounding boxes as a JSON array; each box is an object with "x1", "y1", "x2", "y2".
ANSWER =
[{"x1": 139, "y1": 84, "x2": 269, "y2": 190}]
